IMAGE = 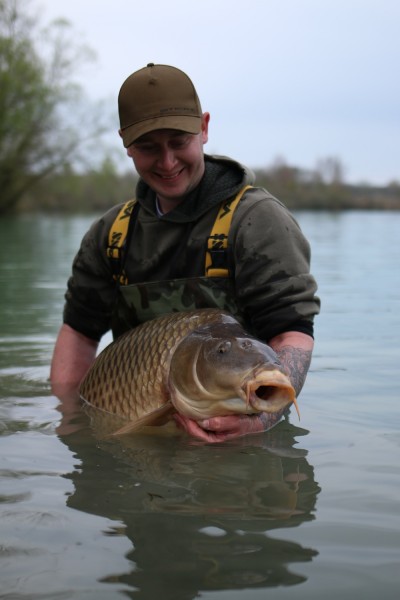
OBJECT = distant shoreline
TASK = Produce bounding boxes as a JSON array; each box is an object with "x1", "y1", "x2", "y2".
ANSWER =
[{"x1": 13, "y1": 170, "x2": 400, "y2": 214}]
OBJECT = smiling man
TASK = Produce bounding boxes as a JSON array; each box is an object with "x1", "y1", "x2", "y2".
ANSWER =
[
  {"x1": 126, "y1": 125, "x2": 210, "y2": 213},
  {"x1": 51, "y1": 63, "x2": 320, "y2": 442}
]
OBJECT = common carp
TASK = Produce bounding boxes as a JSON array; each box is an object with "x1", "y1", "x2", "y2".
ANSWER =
[{"x1": 79, "y1": 308, "x2": 297, "y2": 436}]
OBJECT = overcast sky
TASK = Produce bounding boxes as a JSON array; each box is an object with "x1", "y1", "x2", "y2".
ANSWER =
[{"x1": 37, "y1": 0, "x2": 399, "y2": 185}]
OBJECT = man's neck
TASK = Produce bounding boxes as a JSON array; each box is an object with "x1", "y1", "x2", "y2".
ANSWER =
[{"x1": 156, "y1": 195, "x2": 185, "y2": 215}]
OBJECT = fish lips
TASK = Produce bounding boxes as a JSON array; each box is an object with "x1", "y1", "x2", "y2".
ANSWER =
[{"x1": 244, "y1": 366, "x2": 297, "y2": 414}]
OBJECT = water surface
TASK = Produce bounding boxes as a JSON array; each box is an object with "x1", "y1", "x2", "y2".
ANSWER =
[{"x1": 0, "y1": 211, "x2": 399, "y2": 599}]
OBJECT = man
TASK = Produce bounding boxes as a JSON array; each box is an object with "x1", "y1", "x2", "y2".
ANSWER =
[{"x1": 51, "y1": 63, "x2": 320, "y2": 442}]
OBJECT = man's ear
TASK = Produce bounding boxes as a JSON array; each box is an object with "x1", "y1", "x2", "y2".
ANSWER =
[{"x1": 201, "y1": 112, "x2": 210, "y2": 144}]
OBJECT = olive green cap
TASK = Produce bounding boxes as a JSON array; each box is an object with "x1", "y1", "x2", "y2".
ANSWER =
[{"x1": 118, "y1": 63, "x2": 203, "y2": 147}]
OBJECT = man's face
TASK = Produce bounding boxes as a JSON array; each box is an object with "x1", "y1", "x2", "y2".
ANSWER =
[{"x1": 127, "y1": 113, "x2": 210, "y2": 207}]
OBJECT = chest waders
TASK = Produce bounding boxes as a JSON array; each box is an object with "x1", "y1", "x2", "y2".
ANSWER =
[{"x1": 107, "y1": 186, "x2": 252, "y2": 338}]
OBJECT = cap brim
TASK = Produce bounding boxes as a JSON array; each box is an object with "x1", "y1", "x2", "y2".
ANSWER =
[{"x1": 121, "y1": 115, "x2": 202, "y2": 147}]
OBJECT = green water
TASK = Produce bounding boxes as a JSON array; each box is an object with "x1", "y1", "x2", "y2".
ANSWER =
[{"x1": 0, "y1": 211, "x2": 399, "y2": 599}]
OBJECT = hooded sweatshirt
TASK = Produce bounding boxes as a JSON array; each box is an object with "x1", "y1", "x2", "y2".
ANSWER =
[{"x1": 63, "y1": 155, "x2": 320, "y2": 342}]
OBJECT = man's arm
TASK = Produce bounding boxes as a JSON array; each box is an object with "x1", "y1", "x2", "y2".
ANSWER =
[
  {"x1": 50, "y1": 324, "x2": 99, "y2": 393},
  {"x1": 173, "y1": 331, "x2": 314, "y2": 442}
]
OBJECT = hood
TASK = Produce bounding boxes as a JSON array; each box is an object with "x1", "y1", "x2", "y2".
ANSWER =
[{"x1": 135, "y1": 154, "x2": 255, "y2": 223}]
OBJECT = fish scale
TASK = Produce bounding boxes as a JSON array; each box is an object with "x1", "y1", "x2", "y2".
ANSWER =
[{"x1": 81, "y1": 309, "x2": 225, "y2": 421}]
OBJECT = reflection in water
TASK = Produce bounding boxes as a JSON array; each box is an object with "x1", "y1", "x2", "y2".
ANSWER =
[
  {"x1": 2, "y1": 213, "x2": 400, "y2": 598},
  {"x1": 60, "y1": 421, "x2": 320, "y2": 599}
]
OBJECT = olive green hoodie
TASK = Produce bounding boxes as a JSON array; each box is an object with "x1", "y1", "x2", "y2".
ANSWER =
[{"x1": 63, "y1": 155, "x2": 320, "y2": 342}]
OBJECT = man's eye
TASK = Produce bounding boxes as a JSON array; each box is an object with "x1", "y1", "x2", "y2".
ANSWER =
[
  {"x1": 170, "y1": 137, "x2": 190, "y2": 149},
  {"x1": 135, "y1": 145, "x2": 156, "y2": 153}
]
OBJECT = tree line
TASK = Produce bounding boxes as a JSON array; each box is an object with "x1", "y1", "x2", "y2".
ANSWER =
[
  {"x1": 18, "y1": 156, "x2": 399, "y2": 213},
  {"x1": 253, "y1": 158, "x2": 400, "y2": 211}
]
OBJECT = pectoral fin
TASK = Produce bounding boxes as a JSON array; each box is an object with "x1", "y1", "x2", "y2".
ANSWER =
[{"x1": 111, "y1": 402, "x2": 175, "y2": 436}]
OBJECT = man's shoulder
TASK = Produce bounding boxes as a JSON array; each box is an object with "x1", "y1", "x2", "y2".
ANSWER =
[
  {"x1": 91, "y1": 201, "x2": 134, "y2": 233},
  {"x1": 238, "y1": 185, "x2": 290, "y2": 214},
  {"x1": 102, "y1": 200, "x2": 134, "y2": 222},
  {"x1": 79, "y1": 201, "x2": 135, "y2": 250}
]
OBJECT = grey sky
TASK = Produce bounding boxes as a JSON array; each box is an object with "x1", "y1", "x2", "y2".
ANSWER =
[{"x1": 39, "y1": 0, "x2": 400, "y2": 184}]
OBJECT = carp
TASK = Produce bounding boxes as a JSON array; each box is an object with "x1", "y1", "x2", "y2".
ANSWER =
[{"x1": 79, "y1": 308, "x2": 298, "y2": 436}]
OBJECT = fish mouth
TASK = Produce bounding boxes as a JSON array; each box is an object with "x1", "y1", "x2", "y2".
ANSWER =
[{"x1": 245, "y1": 369, "x2": 299, "y2": 418}]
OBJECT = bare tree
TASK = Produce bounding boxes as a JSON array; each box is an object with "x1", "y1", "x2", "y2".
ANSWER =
[{"x1": 0, "y1": 0, "x2": 107, "y2": 213}]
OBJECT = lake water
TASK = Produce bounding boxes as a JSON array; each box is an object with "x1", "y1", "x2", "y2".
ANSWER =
[{"x1": 0, "y1": 211, "x2": 399, "y2": 599}]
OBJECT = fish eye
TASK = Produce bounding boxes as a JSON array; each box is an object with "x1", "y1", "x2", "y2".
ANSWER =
[{"x1": 217, "y1": 341, "x2": 231, "y2": 354}]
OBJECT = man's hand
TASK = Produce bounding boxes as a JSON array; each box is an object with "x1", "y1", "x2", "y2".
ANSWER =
[{"x1": 173, "y1": 412, "x2": 282, "y2": 443}]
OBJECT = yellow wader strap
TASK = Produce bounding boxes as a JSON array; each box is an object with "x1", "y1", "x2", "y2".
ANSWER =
[
  {"x1": 107, "y1": 185, "x2": 252, "y2": 283},
  {"x1": 107, "y1": 198, "x2": 137, "y2": 284},
  {"x1": 205, "y1": 185, "x2": 252, "y2": 277}
]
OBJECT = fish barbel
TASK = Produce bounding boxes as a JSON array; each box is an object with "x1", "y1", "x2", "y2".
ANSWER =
[{"x1": 79, "y1": 309, "x2": 298, "y2": 436}]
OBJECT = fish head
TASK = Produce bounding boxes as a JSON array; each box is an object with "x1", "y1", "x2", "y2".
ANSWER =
[{"x1": 168, "y1": 321, "x2": 296, "y2": 421}]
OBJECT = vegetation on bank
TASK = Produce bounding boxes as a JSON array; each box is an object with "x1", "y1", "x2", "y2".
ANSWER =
[
  {"x1": 252, "y1": 158, "x2": 400, "y2": 211},
  {"x1": 17, "y1": 156, "x2": 400, "y2": 213},
  {"x1": 0, "y1": 0, "x2": 111, "y2": 215}
]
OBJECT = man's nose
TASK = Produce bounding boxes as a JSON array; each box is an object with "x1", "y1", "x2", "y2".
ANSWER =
[{"x1": 157, "y1": 147, "x2": 177, "y2": 170}]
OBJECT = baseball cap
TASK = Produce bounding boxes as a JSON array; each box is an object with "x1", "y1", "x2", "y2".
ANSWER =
[{"x1": 118, "y1": 63, "x2": 203, "y2": 147}]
